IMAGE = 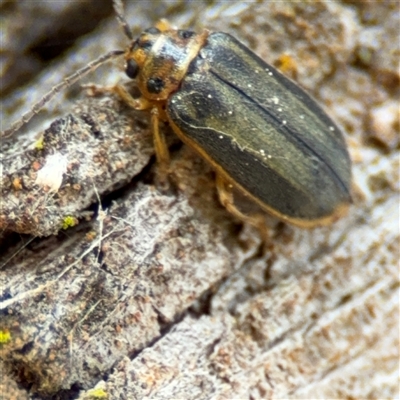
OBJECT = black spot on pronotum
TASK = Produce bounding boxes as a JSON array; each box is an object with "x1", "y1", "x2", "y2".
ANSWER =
[
  {"x1": 125, "y1": 59, "x2": 139, "y2": 79},
  {"x1": 147, "y1": 77, "x2": 165, "y2": 93}
]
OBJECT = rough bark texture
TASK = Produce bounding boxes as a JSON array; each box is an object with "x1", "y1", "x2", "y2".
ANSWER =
[{"x1": 1, "y1": 1, "x2": 399, "y2": 399}]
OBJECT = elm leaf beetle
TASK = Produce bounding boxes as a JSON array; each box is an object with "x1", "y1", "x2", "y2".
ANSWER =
[{"x1": 2, "y1": 0, "x2": 352, "y2": 230}]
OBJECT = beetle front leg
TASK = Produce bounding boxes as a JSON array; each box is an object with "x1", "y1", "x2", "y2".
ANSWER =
[
  {"x1": 115, "y1": 87, "x2": 171, "y2": 185},
  {"x1": 216, "y1": 173, "x2": 268, "y2": 240},
  {"x1": 151, "y1": 106, "x2": 170, "y2": 179},
  {"x1": 83, "y1": 83, "x2": 153, "y2": 110},
  {"x1": 85, "y1": 83, "x2": 171, "y2": 186},
  {"x1": 113, "y1": 87, "x2": 171, "y2": 177},
  {"x1": 112, "y1": 84, "x2": 153, "y2": 110}
]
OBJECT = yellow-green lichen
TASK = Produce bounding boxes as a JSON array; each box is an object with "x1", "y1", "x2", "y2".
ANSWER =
[
  {"x1": 85, "y1": 388, "x2": 108, "y2": 399},
  {"x1": 34, "y1": 136, "x2": 45, "y2": 150},
  {"x1": 0, "y1": 329, "x2": 11, "y2": 344},
  {"x1": 62, "y1": 216, "x2": 77, "y2": 230}
]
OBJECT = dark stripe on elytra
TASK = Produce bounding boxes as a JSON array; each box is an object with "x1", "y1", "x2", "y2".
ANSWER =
[
  {"x1": 209, "y1": 67, "x2": 349, "y2": 197},
  {"x1": 209, "y1": 32, "x2": 348, "y2": 153}
]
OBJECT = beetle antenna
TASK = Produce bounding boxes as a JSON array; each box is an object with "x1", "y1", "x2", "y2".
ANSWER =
[
  {"x1": 113, "y1": 0, "x2": 134, "y2": 41},
  {"x1": 1, "y1": 49, "x2": 124, "y2": 139}
]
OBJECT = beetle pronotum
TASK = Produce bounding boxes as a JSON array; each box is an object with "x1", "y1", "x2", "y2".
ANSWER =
[{"x1": 2, "y1": 0, "x2": 352, "y2": 230}]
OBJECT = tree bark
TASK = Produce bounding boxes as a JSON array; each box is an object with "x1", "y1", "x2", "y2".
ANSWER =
[{"x1": 1, "y1": 1, "x2": 398, "y2": 399}]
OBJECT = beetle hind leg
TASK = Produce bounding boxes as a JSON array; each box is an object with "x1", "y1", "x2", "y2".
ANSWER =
[{"x1": 216, "y1": 173, "x2": 269, "y2": 241}]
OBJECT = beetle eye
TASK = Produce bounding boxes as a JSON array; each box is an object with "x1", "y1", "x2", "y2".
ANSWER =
[{"x1": 126, "y1": 59, "x2": 139, "y2": 79}]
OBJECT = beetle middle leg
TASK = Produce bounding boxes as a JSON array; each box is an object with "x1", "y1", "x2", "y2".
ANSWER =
[{"x1": 216, "y1": 173, "x2": 268, "y2": 240}]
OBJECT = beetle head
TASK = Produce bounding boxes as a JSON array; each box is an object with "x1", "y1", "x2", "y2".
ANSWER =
[{"x1": 124, "y1": 26, "x2": 209, "y2": 101}]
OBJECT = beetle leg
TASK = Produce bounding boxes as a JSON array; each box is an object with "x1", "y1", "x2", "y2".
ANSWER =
[
  {"x1": 112, "y1": 85, "x2": 153, "y2": 110},
  {"x1": 85, "y1": 83, "x2": 171, "y2": 185},
  {"x1": 109, "y1": 86, "x2": 170, "y2": 168},
  {"x1": 83, "y1": 83, "x2": 153, "y2": 110},
  {"x1": 151, "y1": 106, "x2": 170, "y2": 170},
  {"x1": 216, "y1": 173, "x2": 268, "y2": 239},
  {"x1": 112, "y1": 89, "x2": 171, "y2": 168},
  {"x1": 113, "y1": 86, "x2": 171, "y2": 182}
]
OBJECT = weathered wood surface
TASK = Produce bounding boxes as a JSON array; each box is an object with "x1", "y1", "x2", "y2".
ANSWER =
[{"x1": 1, "y1": 1, "x2": 398, "y2": 399}]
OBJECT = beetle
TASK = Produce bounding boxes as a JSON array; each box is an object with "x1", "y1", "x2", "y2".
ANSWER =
[
  {"x1": 112, "y1": 1, "x2": 352, "y2": 229},
  {"x1": 2, "y1": 0, "x2": 352, "y2": 230}
]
